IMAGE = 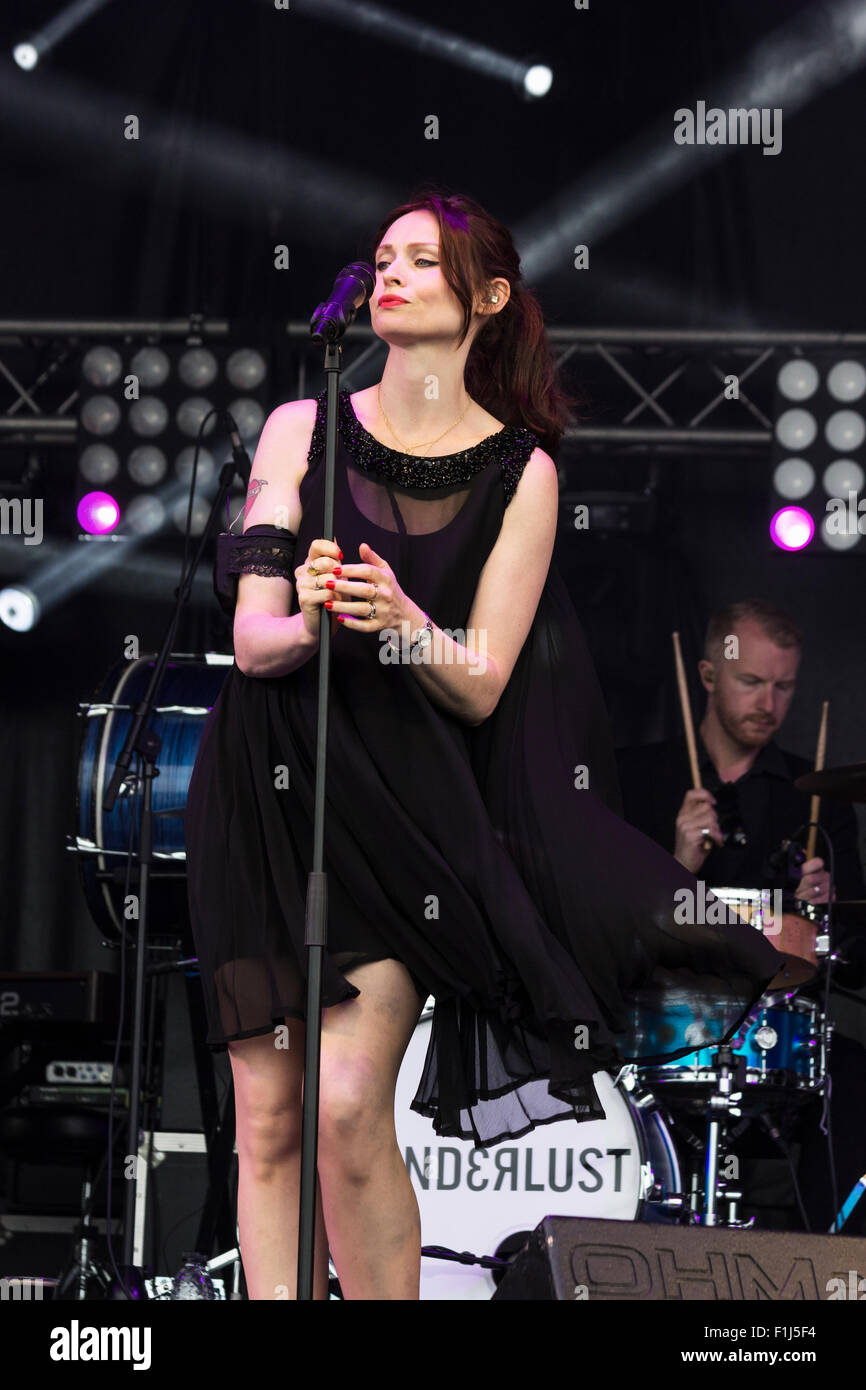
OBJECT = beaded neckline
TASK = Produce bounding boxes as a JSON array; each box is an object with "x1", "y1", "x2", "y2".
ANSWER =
[{"x1": 306, "y1": 388, "x2": 538, "y2": 497}]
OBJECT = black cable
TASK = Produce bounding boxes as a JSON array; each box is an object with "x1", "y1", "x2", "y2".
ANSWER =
[{"x1": 759, "y1": 1112, "x2": 811, "y2": 1232}]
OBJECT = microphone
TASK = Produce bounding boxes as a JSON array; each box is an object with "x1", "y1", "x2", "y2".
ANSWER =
[
  {"x1": 310, "y1": 261, "x2": 375, "y2": 343},
  {"x1": 764, "y1": 836, "x2": 806, "y2": 878},
  {"x1": 224, "y1": 411, "x2": 252, "y2": 488}
]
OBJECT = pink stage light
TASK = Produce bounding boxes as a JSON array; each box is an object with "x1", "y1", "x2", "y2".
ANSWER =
[
  {"x1": 77, "y1": 491, "x2": 120, "y2": 534},
  {"x1": 769, "y1": 505, "x2": 815, "y2": 551}
]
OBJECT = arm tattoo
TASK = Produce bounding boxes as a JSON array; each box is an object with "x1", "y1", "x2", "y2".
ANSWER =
[{"x1": 244, "y1": 477, "x2": 268, "y2": 520}]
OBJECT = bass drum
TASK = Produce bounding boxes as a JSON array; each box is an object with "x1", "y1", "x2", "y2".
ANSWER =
[
  {"x1": 395, "y1": 1003, "x2": 682, "y2": 1301},
  {"x1": 74, "y1": 653, "x2": 233, "y2": 940}
]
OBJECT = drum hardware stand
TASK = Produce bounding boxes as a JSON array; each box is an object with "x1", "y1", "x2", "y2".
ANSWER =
[
  {"x1": 700, "y1": 1045, "x2": 752, "y2": 1227},
  {"x1": 98, "y1": 414, "x2": 254, "y2": 1296}
]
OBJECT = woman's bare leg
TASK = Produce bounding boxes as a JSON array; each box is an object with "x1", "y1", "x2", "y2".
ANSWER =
[
  {"x1": 229, "y1": 1020, "x2": 330, "y2": 1300},
  {"x1": 315, "y1": 958, "x2": 426, "y2": 1300}
]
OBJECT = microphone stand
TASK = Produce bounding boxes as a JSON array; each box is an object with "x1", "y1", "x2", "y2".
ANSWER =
[
  {"x1": 102, "y1": 420, "x2": 251, "y2": 1293},
  {"x1": 296, "y1": 340, "x2": 342, "y2": 1301},
  {"x1": 298, "y1": 265, "x2": 372, "y2": 1300}
]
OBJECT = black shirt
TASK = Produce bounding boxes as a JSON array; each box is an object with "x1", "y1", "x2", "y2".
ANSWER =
[{"x1": 615, "y1": 737, "x2": 865, "y2": 901}]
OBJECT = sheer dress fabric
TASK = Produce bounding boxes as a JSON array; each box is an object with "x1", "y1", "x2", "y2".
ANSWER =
[{"x1": 184, "y1": 389, "x2": 780, "y2": 1144}]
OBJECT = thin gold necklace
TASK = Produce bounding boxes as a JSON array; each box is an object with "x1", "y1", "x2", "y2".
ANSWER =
[{"x1": 377, "y1": 383, "x2": 472, "y2": 455}]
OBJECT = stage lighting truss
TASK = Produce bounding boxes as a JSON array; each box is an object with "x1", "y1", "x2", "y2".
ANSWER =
[
  {"x1": 286, "y1": 323, "x2": 866, "y2": 463},
  {"x1": 286, "y1": 324, "x2": 866, "y2": 543},
  {"x1": 2, "y1": 323, "x2": 865, "y2": 555}
]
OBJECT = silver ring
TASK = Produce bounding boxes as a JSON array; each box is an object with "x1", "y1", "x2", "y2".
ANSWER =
[{"x1": 368, "y1": 601, "x2": 376, "y2": 619}]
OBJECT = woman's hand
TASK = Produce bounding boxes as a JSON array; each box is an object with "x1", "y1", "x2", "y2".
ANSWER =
[
  {"x1": 295, "y1": 537, "x2": 344, "y2": 643},
  {"x1": 325, "y1": 542, "x2": 412, "y2": 642}
]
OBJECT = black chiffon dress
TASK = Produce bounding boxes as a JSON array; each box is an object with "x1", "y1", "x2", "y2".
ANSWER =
[{"x1": 183, "y1": 388, "x2": 781, "y2": 1145}]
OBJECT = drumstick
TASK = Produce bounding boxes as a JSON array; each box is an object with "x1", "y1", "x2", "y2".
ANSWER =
[
  {"x1": 805, "y1": 701, "x2": 829, "y2": 862},
  {"x1": 672, "y1": 631, "x2": 713, "y2": 852}
]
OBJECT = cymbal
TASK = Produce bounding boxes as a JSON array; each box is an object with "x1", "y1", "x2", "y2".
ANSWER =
[{"x1": 794, "y1": 762, "x2": 866, "y2": 802}]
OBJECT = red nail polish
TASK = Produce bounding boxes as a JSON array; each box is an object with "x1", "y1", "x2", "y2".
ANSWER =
[
  {"x1": 326, "y1": 579, "x2": 336, "y2": 589},
  {"x1": 338, "y1": 550, "x2": 343, "y2": 560},
  {"x1": 325, "y1": 600, "x2": 333, "y2": 609},
  {"x1": 333, "y1": 566, "x2": 342, "y2": 576},
  {"x1": 337, "y1": 614, "x2": 346, "y2": 623}
]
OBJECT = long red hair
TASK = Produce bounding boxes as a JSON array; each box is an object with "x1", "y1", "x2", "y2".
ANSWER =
[{"x1": 367, "y1": 187, "x2": 579, "y2": 458}]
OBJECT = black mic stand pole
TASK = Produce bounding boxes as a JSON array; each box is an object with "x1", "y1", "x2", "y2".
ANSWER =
[{"x1": 296, "y1": 337, "x2": 342, "y2": 1301}]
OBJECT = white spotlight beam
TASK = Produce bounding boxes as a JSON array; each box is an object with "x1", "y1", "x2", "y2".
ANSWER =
[
  {"x1": 0, "y1": 534, "x2": 215, "y2": 625},
  {"x1": 0, "y1": 65, "x2": 397, "y2": 237},
  {"x1": 13, "y1": 0, "x2": 114, "y2": 71},
  {"x1": 7, "y1": 475, "x2": 213, "y2": 621},
  {"x1": 289, "y1": 0, "x2": 546, "y2": 91},
  {"x1": 517, "y1": 0, "x2": 866, "y2": 282}
]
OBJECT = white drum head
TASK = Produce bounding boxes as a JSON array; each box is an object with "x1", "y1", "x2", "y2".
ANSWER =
[{"x1": 394, "y1": 1011, "x2": 649, "y2": 1300}]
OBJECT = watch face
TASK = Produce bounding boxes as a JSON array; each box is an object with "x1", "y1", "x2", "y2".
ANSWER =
[{"x1": 416, "y1": 626, "x2": 432, "y2": 647}]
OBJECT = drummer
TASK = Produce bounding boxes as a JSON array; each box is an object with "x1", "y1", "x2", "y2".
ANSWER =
[
  {"x1": 617, "y1": 597, "x2": 866, "y2": 1235},
  {"x1": 616, "y1": 599, "x2": 864, "y2": 903}
]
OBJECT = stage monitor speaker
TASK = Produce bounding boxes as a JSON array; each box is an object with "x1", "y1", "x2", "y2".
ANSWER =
[{"x1": 491, "y1": 1216, "x2": 866, "y2": 1300}]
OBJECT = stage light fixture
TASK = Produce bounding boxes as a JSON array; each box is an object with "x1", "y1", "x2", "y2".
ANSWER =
[
  {"x1": 79, "y1": 444, "x2": 120, "y2": 484},
  {"x1": 775, "y1": 407, "x2": 818, "y2": 452},
  {"x1": 768, "y1": 352, "x2": 866, "y2": 554},
  {"x1": 772, "y1": 458, "x2": 815, "y2": 500},
  {"x1": 777, "y1": 358, "x2": 820, "y2": 401},
  {"x1": 77, "y1": 491, "x2": 120, "y2": 535},
  {"x1": 125, "y1": 495, "x2": 167, "y2": 536},
  {"x1": 175, "y1": 448, "x2": 215, "y2": 485},
  {"x1": 769, "y1": 505, "x2": 814, "y2": 551},
  {"x1": 827, "y1": 359, "x2": 866, "y2": 402},
  {"x1": 825, "y1": 409, "x2": 866, "y2": 453},
  {"x1": 823, "y1": 458, "x2": 865, "y2": 495},
  {"x1": 821, "y1": 513, "x2": 862, "y2": 551},
  {"x1": 523, "y1": 64, "x2": 553, "y2": 99},
  {"x1": 74, "y1": 338, "x2": 271, "y2": 565},
  {"x1": 11, "y1": 0, "x2": 114, "y2": 72},
  {"x1": 80, "y1": 395, "x2": 121, "y2": 436},
  {"x1": 171, "y1": 495, "x2": 211, "y2": 535},
  {"x1": 128, "y1": 446, "x2": 168, "y2": 486},
  {"x1": 13, "y1": 44, "x2": 38, "y2": 71},
  {"x1": 226, "y1": 349, "x2": 268, "y2": 390},
  {"x1": 130, "y1": 346, "x2": 171, "y2": 388},
  {"x1": 178, "y1": 347, "x2": 219, "y2": 389},
  {"x1": 0, "y1": 585, "x2": 40, "y2": 631}
]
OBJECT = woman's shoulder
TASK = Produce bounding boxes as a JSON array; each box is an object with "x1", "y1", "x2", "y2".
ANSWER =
[
  {"x1": 260, "y1": 395, "x2": 326, "y2": 467},
  {"x1": 266, "y1": 396, "x2": 320, "y2": 434}
]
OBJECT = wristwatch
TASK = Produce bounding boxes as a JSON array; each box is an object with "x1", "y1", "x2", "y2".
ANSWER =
[
  {"x1": 409, "y1": 615, "x2": 434, "y2": 657},
  {"x1": 386, "y1": 613, "x2": 433, "y2": 657}
]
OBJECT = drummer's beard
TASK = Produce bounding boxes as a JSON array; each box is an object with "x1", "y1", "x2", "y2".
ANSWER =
[{"x1": 716, "y1": 696, "x2": 777, "y2": 750}]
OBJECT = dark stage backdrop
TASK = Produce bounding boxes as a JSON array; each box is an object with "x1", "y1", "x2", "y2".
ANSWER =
[{"x1": 0, "y1": 1, "x2": 864, "y2": 1050}]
